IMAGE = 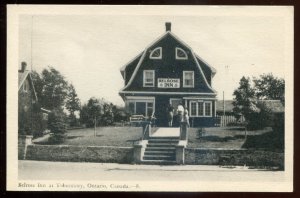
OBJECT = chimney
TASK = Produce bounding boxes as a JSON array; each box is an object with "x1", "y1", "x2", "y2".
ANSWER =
[
  {"x1": 165, "y1": 22, "x2": 171, "y2": 32},
  {"x1": 19, "y1": 62, "x2": 27, "y2": 73}
]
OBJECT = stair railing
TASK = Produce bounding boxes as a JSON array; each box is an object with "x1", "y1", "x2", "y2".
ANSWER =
[{"x1": 141, "y1": 123, "x2": 149, "y2": 140}]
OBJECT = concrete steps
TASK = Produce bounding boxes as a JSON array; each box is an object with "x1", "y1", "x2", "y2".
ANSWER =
[{"x1": 142, "y1": 137, "x2": 179, "y2": 164}]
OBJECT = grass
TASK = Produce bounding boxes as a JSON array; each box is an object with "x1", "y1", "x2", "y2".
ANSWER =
[
  {"x1": 187, "y1": 127, "x2": 274, "y2": 149},
  {"x1": 34, "y1": 126, "x2": 143, "y2": 147},
  {"x1": 35, "y1": 126, "x2": 279, "y2": 150},
  {"x1": 64, "y1": 126, "x2": 143, "y2": 147}
]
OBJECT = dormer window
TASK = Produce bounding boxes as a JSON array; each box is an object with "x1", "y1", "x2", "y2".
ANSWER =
[
  {"x1": 176, "y1": 47, "x2": 188, "y2": 60},
  {"x1": 149, "y1": 47, "x2": 162, "y2": 59}
]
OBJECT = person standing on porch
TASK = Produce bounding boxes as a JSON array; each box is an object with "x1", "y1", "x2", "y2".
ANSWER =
[
  {"x1": 183, "y1": 106, "x2": 190, "y2": 128},
  {"x1": 167, "y1": 104, "x2": 174, "y2": 127},
  {"x1": 177, "y1": 102, "x2": 184, "y2": 124}
]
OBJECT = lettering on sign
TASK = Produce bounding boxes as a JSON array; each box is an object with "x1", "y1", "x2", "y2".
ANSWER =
[{"x1": 158, "y1": 78, "x2": 180, "y2": 88}]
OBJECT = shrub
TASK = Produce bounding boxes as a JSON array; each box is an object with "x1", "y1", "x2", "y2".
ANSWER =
[
  {"x1": 246, "y1": 103, "x2": 274, "y2": 130},
  {"x1": 31, "y1": 112, "x2": 48, "y2": 138},
  {"x1": 48, "y1": 109, "x2": 67, "y2": 143}
]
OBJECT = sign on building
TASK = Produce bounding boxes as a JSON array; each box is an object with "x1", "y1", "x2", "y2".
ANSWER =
[{"x1": 158, "y1": 78, "x2": 180, "y2": 88}]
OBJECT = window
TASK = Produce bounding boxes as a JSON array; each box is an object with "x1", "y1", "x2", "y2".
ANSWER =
[
  {"x1": 204, "y1": 102, "x2": 211, "y2": 116},
  {"x1": 126, "y1": 99, "x2": 155, "y2": 117},
  {"x1": 190, "y1": 102, "x2": 197, "y2": 116},
  {"x1": 128, "y1": 102, "x2": 135, "y2": 114},
  {"x1": 143, "y1": 70, "x2": 155, "y2": 87},
  {"x1": 149, "y1": 47, "x2": 162, "y2": 59},
  {"x1": 198, "y1": 102, "x2": 204, "y2": 116},
  {"x1": 136, "y1": 102, "x2": 146, "y2": 116},
  {"x1": 146, "y1": 102, "x2": 154, "y2": 117},
  {"x1": 189, "y1": 101, "x2": 212, "y2": 117},
  {"x1": 176, "y1": 47, "x2": 188, "y2": 60},
  {"x1": 183, "y1": 71, "x2": 194, "y2": 87}
]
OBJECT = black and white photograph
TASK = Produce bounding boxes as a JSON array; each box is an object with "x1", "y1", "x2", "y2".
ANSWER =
[{"x1": 7, "y1": 5, "x2": 293, "y2": 192}]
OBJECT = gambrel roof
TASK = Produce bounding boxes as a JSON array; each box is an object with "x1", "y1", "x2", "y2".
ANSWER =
[
  {"x1": 119, "y1": 30, "x2": 217, "y2": 95},
  {"x1": 120, "y1": 31, "x2": 216, "y2": 79}
]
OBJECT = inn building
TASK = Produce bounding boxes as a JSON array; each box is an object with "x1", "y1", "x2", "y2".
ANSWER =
[{"x1": 119, "y1": 23, "x2": 217, "y2": 127}]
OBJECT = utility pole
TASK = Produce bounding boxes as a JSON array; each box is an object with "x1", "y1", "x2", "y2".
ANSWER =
[
  {"x1": 223, "y1": 91, "x2": 225, "y2": 116},
  {"x1": 30, "y1": 15, "x2": 33, "y2": 71}
]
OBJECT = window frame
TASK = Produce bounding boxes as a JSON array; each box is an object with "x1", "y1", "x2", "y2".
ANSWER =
[
  {"x1": 183, "y1": 71, "x2": 194, "y2": 88},
  {"x1": 126, "y1": 99, "x2": 155, "y2": 118},
  {"x1": 143, "y1": 70, "x2": 155, "y2": 87},
  {"x1": 189, "y1": 100, "x2": 212, "y2": 117},
  {"x1": 149, "y1": 47, "x2": 162, "y2": 59},
  {"x1": 190, "y1": 101, "x2": 197, "y2": 117},
  {"x1": 175, "y1": 47, "x2": 188, "y2": 60},
  {"x1": 204, "y1": 102, "x2": 212, "y2": 117}
]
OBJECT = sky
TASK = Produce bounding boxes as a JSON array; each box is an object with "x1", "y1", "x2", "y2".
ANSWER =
[{"x1": 18, "y1": 6, "x2": 292, "y2": 106}]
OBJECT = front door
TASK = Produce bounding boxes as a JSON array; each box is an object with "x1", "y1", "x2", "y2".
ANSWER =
[
  {"x1": 170, "y1": 98, "x2": 182, "y2": 127},
  {"x1": 170, "y1": 98, "x2": 182, "y2": 113}
]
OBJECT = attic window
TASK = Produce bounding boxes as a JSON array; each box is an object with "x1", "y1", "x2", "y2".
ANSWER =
[
  {"x1": 176, "y1": 47, "x2": 188, "y2": 60},
  {"x1": 149, "y1": 47, "x2": 162, "y2": 59}
]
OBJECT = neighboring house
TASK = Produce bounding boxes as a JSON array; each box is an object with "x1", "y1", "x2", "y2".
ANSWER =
[
  {"x1": 215, "y1": 100, "x2": 284, "y2": 127},
  {"x1": 119, "y1": 23, "x2": 217, "y2": 127},
  {"x1": 216, "y1": 100, "x2": 235, "y2": 116},
  {"x1": 216, "y1": 100, "x2": 284, "y2": 115},
  {"x1": 18, "y1": 62, "x2": 49, "y2": 136}
]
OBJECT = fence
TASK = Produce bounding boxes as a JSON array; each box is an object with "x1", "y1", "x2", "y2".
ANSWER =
[{"x1": 215, "y1": 115, "x2": 245, "y2": 127}]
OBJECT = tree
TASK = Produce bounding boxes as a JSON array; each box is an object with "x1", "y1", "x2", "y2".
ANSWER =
[
  {"x1": 80, "y1": 97, "x2": 103, "y2": 136},
  {"x1": 233, "y1": 74, "x2": 284, "y2": 129},
  {"x1": 48, "y1": 109, "x2": 67, "y2": 143},
  {"x1": 232, "y1": 76, "x2": 256, "y2": 121},
  {"x1": 31, "y1": 67, "x2": 69, "y2": 110},
  {"x1": 101, "y1": 103, "x2": 114, "y2": 126},
  {"x1": 66, "y1": 84, "x2": 81, "y2": 126},
  {"x1": 253, "y1": 73, "x2": 285, "y2": 103}
]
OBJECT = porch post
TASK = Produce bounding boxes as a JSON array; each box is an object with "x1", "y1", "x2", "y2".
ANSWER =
[
  {"x1": 180, "y1": 121, "x2": 188, "y2": 140},
  {"x1": 142, "y1": 121, "x2": 151, "y2": 139}
]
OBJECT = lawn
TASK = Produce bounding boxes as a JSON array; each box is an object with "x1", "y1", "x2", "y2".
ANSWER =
[
  {"x1": 34, "y1": 126, "x2": 276, "y2": 149},
  {"x1": 187, "y1": 127, "x2": 273, "y2": 149},
  {"x1": 64, "y1": 127, "x2": 143, "y2": 147}
]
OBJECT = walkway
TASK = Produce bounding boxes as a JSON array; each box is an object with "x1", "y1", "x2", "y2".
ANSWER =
[{"x1": 151, "y1": 127, "x2": 180, "y2": 137}]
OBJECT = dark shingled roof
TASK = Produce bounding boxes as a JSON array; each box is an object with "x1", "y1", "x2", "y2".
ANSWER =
[
  {"x1": 257, "y1": 100, "x2": 285, "y2": 113},
  {"x1": 216, "y1": 100, "x2": 284, "y2": 113}
]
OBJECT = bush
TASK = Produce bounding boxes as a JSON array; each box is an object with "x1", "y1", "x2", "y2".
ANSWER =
[
  {"x1": 31, "y1": 112, "x2": 48, "y2": 138},
  {"x1": 48, "y1": 109, "x2": 67, "y2": 143},
  {"x1": 18, "y1": 103, "x2": 47, "y2": 137},
  {"x1": 246, "y1": 103, "x2": 274, "y2": 130}
]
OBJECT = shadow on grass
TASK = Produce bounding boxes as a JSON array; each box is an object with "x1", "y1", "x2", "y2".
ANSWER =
[
  {"x1": 198, "y1": 135, "x2": 245, "y2": 142},
  {"x1": 66, "y1": 135, "x2": 84, "y2": 139},
  {"x1": 242, "y1": 131, "x2": 284, "y2": 150}
]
